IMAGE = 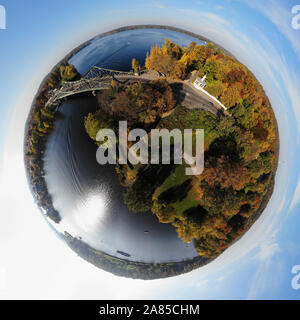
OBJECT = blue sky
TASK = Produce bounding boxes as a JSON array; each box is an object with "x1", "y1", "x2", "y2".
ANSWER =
[{"x1": 0, "y1": 0, "x2": 300, "y2": 299}]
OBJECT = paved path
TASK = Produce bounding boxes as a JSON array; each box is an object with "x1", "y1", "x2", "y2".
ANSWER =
[
  {"x1": 116, "y1": 70, "x2": 225, "y2": 116},
  {"x1": 50, "y1": 68, "x2": 227, "y2": 117},
  {"x1": 170, "y1": 81, "x2": 221, "y2": 116}
]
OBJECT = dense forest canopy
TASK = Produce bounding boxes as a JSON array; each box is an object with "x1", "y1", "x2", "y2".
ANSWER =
[
  {"x1": 25, "y1": 62, "x2": 79, "y2": 223},
  {"x1": 85, "y1": 39, "x2": 278, "y2": 259},
  {"x1": 22, "y1": 30, "x2": 279, "y2": 279},
  {"x1": 145, "y1": 39, "x2": 274, "y2": 111}
]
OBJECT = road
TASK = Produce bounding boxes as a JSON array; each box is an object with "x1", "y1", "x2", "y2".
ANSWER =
[
  {"x1": 52, "y1": 69, "x2": 226, "y2": 116},
  {"x1": 170, "y1": 81, "x2": 221, "y2": 116},
  {"x1": 115, "y1": 70, "x2": 224, "y2": 116}
]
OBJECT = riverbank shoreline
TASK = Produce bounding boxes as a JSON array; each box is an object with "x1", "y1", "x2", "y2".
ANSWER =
[
  {"x1": 63, "y1": 231, "x2": 211, "y2": 280},
  {"x1": 23, "y1": 25, "x2": 280, "y2": 279},
  {"x1": 95, "y1": 24, "x2": 235, "y2": 58}
]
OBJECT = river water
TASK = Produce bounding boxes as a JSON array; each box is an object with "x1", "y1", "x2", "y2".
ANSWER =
[
  {"x1": 44, "y1": 28, "x2": 203, "y2": 263},
  {"x1": 69, "y1": 28, "x2": 205, "y2": 74}
]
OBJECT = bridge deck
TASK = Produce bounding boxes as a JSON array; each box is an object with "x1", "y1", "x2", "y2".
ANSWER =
[
  {"x1": 46, "y1": 67, "x2": 160, "y2": 107},
  {"x1": 46, "y1": 67, "x2": 224, "y2": 116}
]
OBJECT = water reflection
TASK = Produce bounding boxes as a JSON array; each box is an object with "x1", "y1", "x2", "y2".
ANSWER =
[
  {"x1": 44, "y1": 97, "x2": 200, "y2": 264},
  {"x1": 37, "y1": 28, "x2": 230, "y2": 278}
]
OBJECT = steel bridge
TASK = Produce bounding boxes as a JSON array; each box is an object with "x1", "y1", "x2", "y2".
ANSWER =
[{"x1": 46, "y1": 66, "x2": 135, "y2": 107}]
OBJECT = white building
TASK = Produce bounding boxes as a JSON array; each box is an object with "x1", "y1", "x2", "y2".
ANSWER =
[
  {"x1": 192, "y1": 74, "x2": 228, "y2": 111},
  {"x1": 193, "y1": 75, "x2": 207, "y2": 89}
]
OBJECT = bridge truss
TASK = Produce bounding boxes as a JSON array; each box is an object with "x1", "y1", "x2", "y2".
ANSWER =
[{"x1": 46, "y1": 66, "x2": 134, "y2": 106}]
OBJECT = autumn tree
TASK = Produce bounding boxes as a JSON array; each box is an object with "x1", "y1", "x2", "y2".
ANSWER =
[
  {"x1": 131, "y1": 58, "x2": 141, "y2": 74},
  {"x1": 59, "y1": 64, "x2": 78, "y2": 82},
  {"x1": 82, "y1": 39, "x2": 278, "y2": 261},
  {"x1": 201, "y1": 155, "x2": 252, "y2": 191},
  {"x1": 108, "y1": 79, "x2": 176, "y2": 125},
  {"x1": 162, "y1": 39, "x2": 183, "y2": 59},
  {"x1": 169, "y1": 61, "x2": 186, "y2": 80}
]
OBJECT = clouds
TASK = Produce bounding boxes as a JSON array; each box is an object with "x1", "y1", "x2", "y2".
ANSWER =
[
  {"x1": 289, "y1": 171, "x2": 300, "y2": 214},
  {"x1": 256, "y1": 237, "x2": 280, "y2": 262},
  {"x1": 245, "y1": 0, "x2": 300, "y2": 59},
  {"x1": 177, "y1": 2, "x2": 300, "y2": 155},
  {"x1": 215, "y1": 6, "x2": 224, "y2": 11},
  {"x1": 153, "y1": 2, "x2": 166, "y2": 9},
  {"x1": 194, "y1": 279, "x2": 209, "y2": 287},
  {"x1": 172, "y1": 1, "x2": 300, "y2": 245},
  {"x1": 247, "y1": 232, "x2": 282, "y2": 299},
  {"x1": 0, "y1": 149, "x2": 166, "y2": 299},
  {"x1": 1, "y1": 0, "x2": 300, "y2": 299}
]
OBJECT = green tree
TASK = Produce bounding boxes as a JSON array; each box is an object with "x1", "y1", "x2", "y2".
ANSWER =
[
  {"x1": 123, "y1": 181, "x2": 153, "y2": 213},
  {"x1": 203, "y1": 59, "x2": 219, "y2": 82},
  {"x1": 84, "y1": 109, "x2": 115, "y2": 141}
]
